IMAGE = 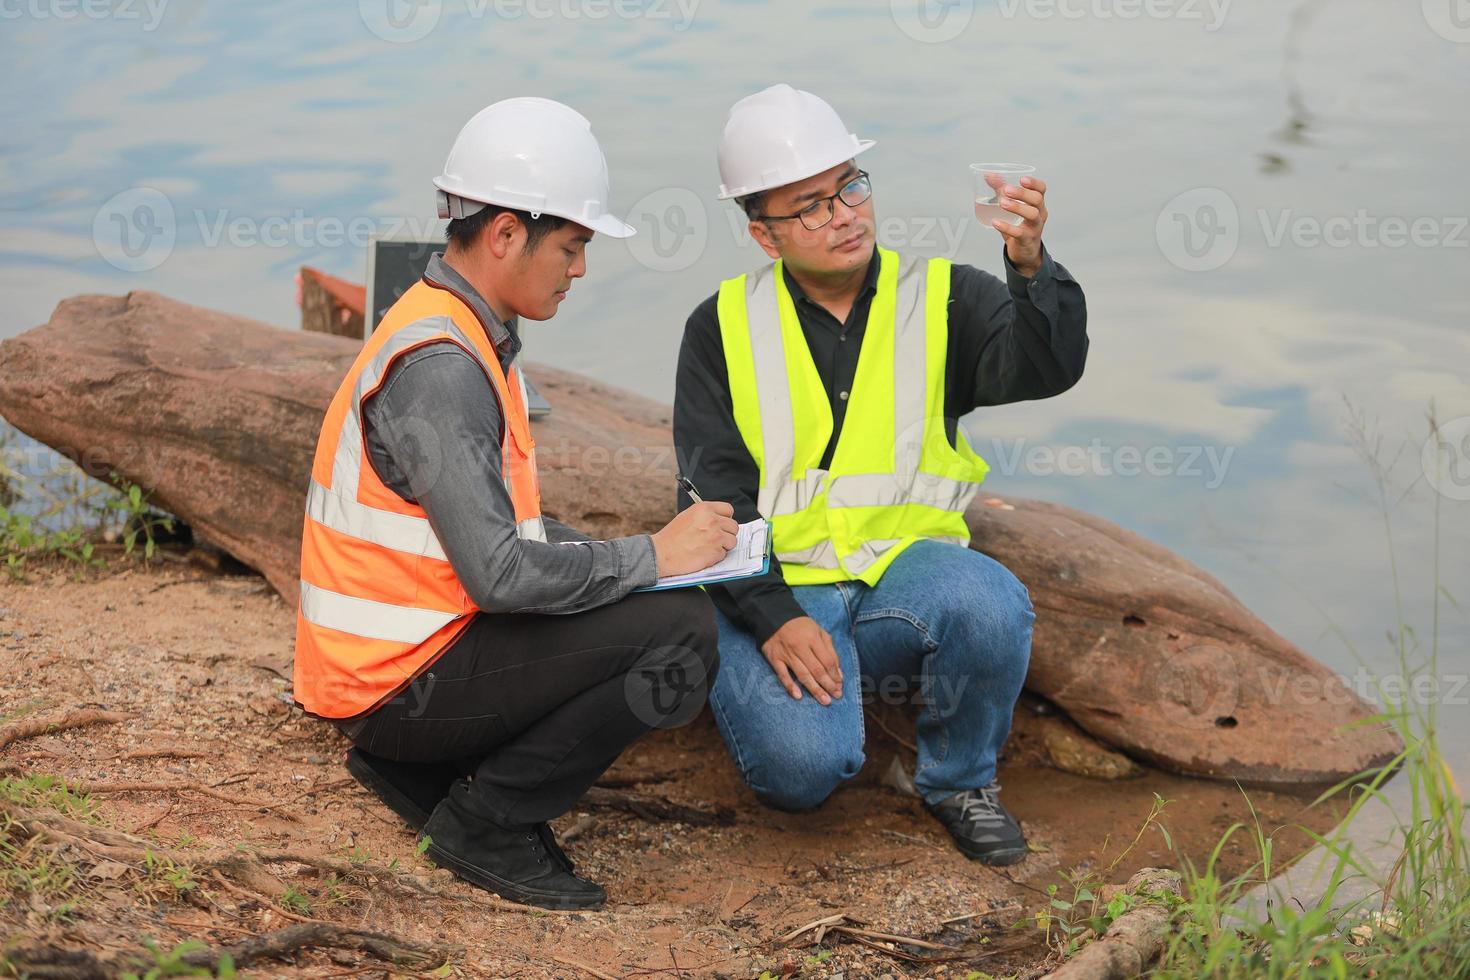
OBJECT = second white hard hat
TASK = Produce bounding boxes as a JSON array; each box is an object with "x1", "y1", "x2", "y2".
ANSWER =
[
  {"x1": 716, "y1": 84, "x2": 875, "y2": 201},
  {"x1": 434, "y1": 97, "x2": 636, "y2": 239}
]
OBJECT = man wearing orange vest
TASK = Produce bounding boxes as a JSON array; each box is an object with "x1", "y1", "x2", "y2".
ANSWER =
[{"x1": 293, "y1": 98, "x2": 735, "y2": 910}]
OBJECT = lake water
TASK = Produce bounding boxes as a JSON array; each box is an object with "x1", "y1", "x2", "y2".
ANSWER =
[{"x1": 2, "y1": 0, "x2": 1468, "y2": 877}]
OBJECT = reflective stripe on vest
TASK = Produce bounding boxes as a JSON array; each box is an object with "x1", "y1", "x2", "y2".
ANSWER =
[
  {"x1": 718, "y1": 247, "x2": 989, "y2": 586},
  {"x1": 294, "y1": 278, "x2": 545, "y2": 718},
  {"x1": 304, "y1": 479, "x2": 448, "y2": 561},
  {"x1": 299, "y1": 581, "x2": 459, "y2": 644}
]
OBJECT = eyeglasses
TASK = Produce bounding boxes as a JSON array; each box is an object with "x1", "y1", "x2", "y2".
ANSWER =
[{"x1": 757, "y1": 172, "x2": 872, "y2": 231}]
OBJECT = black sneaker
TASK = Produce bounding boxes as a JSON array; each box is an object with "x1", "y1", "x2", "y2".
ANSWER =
[
  {"x1": 924, "y1": 781, "x2": 1029, "y2": 866},
  {"x1": 418, "y1": 782, "x2": 606, "y2": 911},
  {"x1": 344, "y1": 748, "x2": 460, "y2": 830},
  {"x1": 536, "y1": 821, "x2": 578, "y2": 873}
]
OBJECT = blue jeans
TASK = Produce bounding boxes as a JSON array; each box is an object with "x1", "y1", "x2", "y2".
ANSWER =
[{"x1": 708, "y1": 539, "x2": 1035, "y2": 810}]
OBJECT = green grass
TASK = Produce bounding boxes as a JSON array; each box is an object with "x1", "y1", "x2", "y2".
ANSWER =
[
  {"x1": 137, "y1": 849, "x2": 197, "y2": 901},
  {"x1": 1034, "y1": 792, "x2": 1178, "y2": 957},
  {"x1": 278, "y1": 885, "x2": 311, "y2": 915},
  {"x1": 1071, "y1": 407, "x2": 1470, "y2": 978},
  {"x1": 0, "y1": 421, "x2": 177, "y2": 580},
  {"x1": 120, "y1": 939, "x2": 236, "y2": 979},
  {"x1": 0, "y1": 776, "x2": 98, "y2": 921},
  {"x1": 0, "y1": 816, "x2": 82, "y2": 920},
  {"x1": 0, "y1": 774, "x2": 97, "y2": 822}
]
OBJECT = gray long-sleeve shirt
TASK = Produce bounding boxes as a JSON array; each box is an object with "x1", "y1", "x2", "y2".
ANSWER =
[{"x1": 360, "y1": 253, "x2": 658, "y2": 614}]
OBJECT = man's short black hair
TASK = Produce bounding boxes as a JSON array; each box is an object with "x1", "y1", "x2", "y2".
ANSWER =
[
  {"x1": 445, "y1": 204, "x2": 569, "y2": 253},
  {"x1": 737, "y1": 193, "x2": 765, "y2": 221}
]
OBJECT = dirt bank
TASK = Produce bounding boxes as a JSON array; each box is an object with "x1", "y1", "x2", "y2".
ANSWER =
[{"x1": 0, "y1": 557, "x2": 1349, "y2": 978}]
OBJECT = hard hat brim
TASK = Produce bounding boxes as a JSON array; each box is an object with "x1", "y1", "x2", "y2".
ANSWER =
[
  {"x1": 716, "y1": 138, "x2": 876, "y2": 200},
  {"x1": 585, "y1": 213, "x2": 637, "y2": 239}
]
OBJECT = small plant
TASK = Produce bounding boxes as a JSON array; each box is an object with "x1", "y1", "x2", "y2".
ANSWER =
[
  {"x1": 1, "y1": 505, "x2": 105, "y2": 580},
  {"x1": 0, "y1": 431, "x2": 179, "y2": 578},
  {"x1": 0, "y1": 774, "x2": 97, "y2": 821},
  {"x1": 279, "y1": 885, "x2": 311, "y2": 915},
  {"x1": 754, "y1": 948, "x2": 838, "y2": 979},
  {"x1": 1, "y1": 775, "x2": 98, "y2": 921},
  {"x1": 120, "y1": 938, "x2": 236, "y2": 979},
  {"x1": 318, "y1": 872, "x2": 350, "y2": 907},
  {"x1": 1035, "y1": 792, "x2": 1176, "y2": 956},
  {"x1": 103, "y1": 473, "x2": 175, "y2": 562},
  {"x1": 1, "y1": 506, "x2": 42, "y2": 580},
  {"x1": 138, "y1": 848, "x2": 196, "y2": 900},
  {"x1": 1, "y1": 813, "x2": 82, "y2": 915}
]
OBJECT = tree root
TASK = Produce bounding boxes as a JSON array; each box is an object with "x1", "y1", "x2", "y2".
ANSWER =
[
  {"x1": 0, "y1": 799, "x2": 530, "y2": 918},
  {"x1": 70, "y1": 779, "x2": 300, "y2": 821},
  {"x1": 185, "y1": 922, "x2": 455, "y2": 971},
  {"x1": 580, "y1": 786, "x2": 734, "y2": 826},
  {"x1": 2, "y1": 923, "x2": 456, "y2": 978},
  {"x1": 0, "y1": 709, "x2": 130, "y2": 753},
  {"x1": 0, "y1": 944, "x2": 111, "y2": 980}
]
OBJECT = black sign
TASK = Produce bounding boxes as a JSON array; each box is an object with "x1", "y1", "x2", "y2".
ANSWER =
[
  {"x1": 367, "y1": 238, "x2": 441, "y2": 334},
  {"x1": 366, "y1": 238, "x2": 550, "y2": 417}
]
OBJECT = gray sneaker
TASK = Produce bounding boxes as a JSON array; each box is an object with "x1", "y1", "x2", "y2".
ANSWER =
[{"x1": 924, "y1": 781, "x2": 1028, "y2": 866}]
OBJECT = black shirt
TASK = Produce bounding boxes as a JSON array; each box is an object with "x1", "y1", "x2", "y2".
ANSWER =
[{"x1": 672, "y1": 244, "x2": 1089, "y2": 644}]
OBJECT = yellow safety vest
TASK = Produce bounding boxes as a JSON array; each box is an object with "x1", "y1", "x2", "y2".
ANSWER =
[{"x1": 717, "y1": 247, "x2": 990, "y2": 586}]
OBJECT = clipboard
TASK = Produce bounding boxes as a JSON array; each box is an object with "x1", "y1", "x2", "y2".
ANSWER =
[{"x1": 635, "y1": 520, "x2": 772, "y2": 592}]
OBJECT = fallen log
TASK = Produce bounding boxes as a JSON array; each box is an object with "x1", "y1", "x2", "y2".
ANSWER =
[
  {"x1": 297, "y1": 266, "x2": 366, "y2": 339},
  {"x1": 0, "y1": 291, "x2": 1403, "y2": 784}
]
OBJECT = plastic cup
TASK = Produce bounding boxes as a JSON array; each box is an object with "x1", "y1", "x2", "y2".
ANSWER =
[{"x1": 971, "y1": 162, "x2": 1035, "y2": 227}]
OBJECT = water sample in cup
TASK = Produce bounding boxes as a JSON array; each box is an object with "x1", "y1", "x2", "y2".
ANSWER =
[{"x1": 971, "y1": 162, "x2": 1035, "y2": 227}]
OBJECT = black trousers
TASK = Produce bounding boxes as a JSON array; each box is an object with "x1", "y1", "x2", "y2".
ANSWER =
[{"x1": 344, "y1": 588, "x2": 718, "y2": 825}]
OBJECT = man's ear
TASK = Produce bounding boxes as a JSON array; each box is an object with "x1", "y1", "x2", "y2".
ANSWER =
[
  {"x1": 748, "y1": 219, "x2": 781, "y2": 261},
  {"x1": 485, "y1": 211, "x2": 524, "y2": 260}
]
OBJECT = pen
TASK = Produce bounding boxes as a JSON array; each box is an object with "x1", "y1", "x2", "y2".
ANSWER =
[{"x1": 676, "y1": 474, "x2": 704, "y2": 504}]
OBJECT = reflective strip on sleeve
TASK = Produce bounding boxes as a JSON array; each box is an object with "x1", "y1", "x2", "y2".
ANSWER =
[
  {"x1": 517, "y1": 515, "x2": 547, "y2": 543},
  {"x1": 299, "y1": 581, "x2": 460, "y2": 644}
]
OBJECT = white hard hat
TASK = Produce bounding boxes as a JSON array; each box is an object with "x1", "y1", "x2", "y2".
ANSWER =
[
  {"x1": 716, "y1": 84, "x2": 875, "y2": 201},
  {"x1": 434, "y1": 97, "x2": 636, "y2": 239}
]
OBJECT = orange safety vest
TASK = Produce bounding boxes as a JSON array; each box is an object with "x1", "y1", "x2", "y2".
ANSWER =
[{"x1": 292, "y1": 276, "x2": 545, "y2": 719}]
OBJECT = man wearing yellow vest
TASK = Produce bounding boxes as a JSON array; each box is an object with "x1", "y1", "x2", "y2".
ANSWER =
[
  {"x1": 294, "y1": 98, "x2": 735, "y2": 909},
  {"x1": 674, "y1": 85, "x2": 1088, "y2": 865}
]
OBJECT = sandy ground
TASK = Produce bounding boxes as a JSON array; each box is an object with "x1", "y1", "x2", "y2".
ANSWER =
[{"x1": 0, "y1": 553, "x2": 1350, "y2": 978}]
